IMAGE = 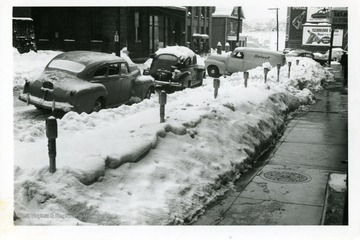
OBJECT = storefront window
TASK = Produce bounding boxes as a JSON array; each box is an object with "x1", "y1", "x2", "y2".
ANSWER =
[{"x1": 91, "y1": 9, "x2": 102, "y2": 40}]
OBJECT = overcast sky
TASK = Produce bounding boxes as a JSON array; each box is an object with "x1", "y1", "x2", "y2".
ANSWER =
[{"x1": 215, "y1": 6, "x2": 288, "y2": 23}]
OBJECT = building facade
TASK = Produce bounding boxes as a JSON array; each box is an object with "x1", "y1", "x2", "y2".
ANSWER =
[
  {"x1": 185, "y1": 7, "x2": 215, "y2": 54},
  {"x1": 210, "y1": 7, "x2": 245, "y2": 50},
  {"x1": 14, "y1": 7, "x2": 187, "y2": 61},
  {"x1": 13, "y1": 6, "x2": 220, "y2": 58}
]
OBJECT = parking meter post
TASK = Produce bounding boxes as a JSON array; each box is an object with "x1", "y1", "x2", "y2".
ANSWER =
[
  {"x1": 277, "y1": 64, "x2": 281, "y2": 82},
  {"x1": 243, "y1": 71, "x2": 249, "y2": 88},
  {"x1": 213, "y1": 78, "x2": 220, "y2": 98},
  {"x1": 288, "y1": 62, "x2": 292, "y2": 78},
  {"x1": 46, "y1": 117, "x2": 58, "y2": 173},
  {"x1": 264, "y1": 68, "x2": 269, "y2": 83},
  {"x1": 159, "y1": 91, "x2": 167, "y2": 123}
]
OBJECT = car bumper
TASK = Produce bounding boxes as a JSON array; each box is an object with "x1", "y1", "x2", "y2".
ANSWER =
[
  {"x1": 19, "y1": 93, "x2": 74, "y2": 112},
  {"x1": 154, "y1": 80, "x2": 183, "y2": 88}
]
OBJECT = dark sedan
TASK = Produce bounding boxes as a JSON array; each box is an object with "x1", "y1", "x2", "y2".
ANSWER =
[
  {"x1": 143, "y1": 46, "x2": 205, "y2": 89},
  {"x1": 19, "y1": 51, "x2": 155, "y2": 113}
]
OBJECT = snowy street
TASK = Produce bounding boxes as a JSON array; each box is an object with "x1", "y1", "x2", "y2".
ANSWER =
[{"x1": 12, "y1": 49, "x2": 336, "y2": 225}]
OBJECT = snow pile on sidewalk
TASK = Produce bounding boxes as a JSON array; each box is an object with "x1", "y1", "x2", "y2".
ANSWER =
[{"x1": 13, "y1": 50, "x2": 334, "y2": 225}]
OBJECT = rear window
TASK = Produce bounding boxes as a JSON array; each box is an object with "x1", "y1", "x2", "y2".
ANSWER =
[
  {"x1": 48, "y1": 59, "x2": 86, "y2": 73},
  {"x1": 157, "y1": 54, "x2": 178, "y2": 62}
]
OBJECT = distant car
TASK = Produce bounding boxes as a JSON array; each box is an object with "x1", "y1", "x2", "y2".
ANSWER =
[
  {"x1": 311, "y1": 9, "x2": 330, "y2": 19},
  {"x1": 286, "y1": 49, "x2": 328, "y2": 66},
  {"x1": 143, "y1": 46, "x2": 205, "y2": 88},
  {"x1": 324, "y1": 48, "x2": 344, "y2": 61},
  {"x1": 19, "y1": 51, "x2": 155, "y2": 113},
  {"x1": 286, "y1": 50, "x2": 315, "y2": 59},
  {"x1": 283, "y1": 48, "x2": 295, "y2": 54},
  {"x1": 205, "y1": 47, "x2": 286, "y2": 77}
]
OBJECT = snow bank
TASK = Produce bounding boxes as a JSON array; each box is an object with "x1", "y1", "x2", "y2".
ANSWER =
[
  {"x1": 329, "y1": 173, "x2": 347, "y2": 192},
  {"x1": 13, "y1": 50, "x2": 334, "y2": 225}
]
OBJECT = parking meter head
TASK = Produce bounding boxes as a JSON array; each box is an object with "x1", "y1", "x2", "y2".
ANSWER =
[
  {"x1": 46, "y1": 117, "x2": 58, "y2": 139},
  {"x1": 159, "y1": 91, "x2": 167, "y2": 105},
  {"x1": 213, "y1": 78, "x2": 220, "y2": 88}
]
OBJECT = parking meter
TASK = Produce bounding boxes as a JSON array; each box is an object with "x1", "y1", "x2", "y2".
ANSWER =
[
  {"x1": 277, "y1": 64, "x2": 281, "y2": 82},
  {"x1": 243, "y1": 71, "x2": 249, "y2": 87},
  {"x1": 288, "y1": 62, "x2": 292, "y2": 78},
  {"x1": 46, "y1": 117, "x2": 57, "y2": 173},
  {"x1": 263, "y1": 68, "x2": 269, "y2": 83},
  {"x1": 213, "y1": 78, "x2": 220, "y2": 98},
  {"x1": 159, "y1": 91, "x2": 167, "y2": 123}
]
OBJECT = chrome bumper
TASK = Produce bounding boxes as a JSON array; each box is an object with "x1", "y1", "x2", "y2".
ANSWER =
[
  {"x1": 154, "y1": 80, "x2": 182, "y2": 88},
  {"x1": 19, "y1": 93, "x2": 74, "y2": 112}
]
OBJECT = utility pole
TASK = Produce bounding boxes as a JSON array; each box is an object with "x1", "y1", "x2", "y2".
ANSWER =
[
  {"x1": 269, "y1": 8, "x2": 279, "y2": 51},
  {"x1": 236, "y1": 6, "x2": 242, "y2": 46}
]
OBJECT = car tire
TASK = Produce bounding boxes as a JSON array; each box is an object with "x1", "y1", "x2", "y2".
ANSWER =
[
  {"x1": 92, "y1": 98, "x2": 103, "y2": 112},
  {"x1": 144, "y1": 88, "x2": 152, "y2": 99},
  {"x1": 207, "y1": 66, "x2": 220, "y2": 77}
]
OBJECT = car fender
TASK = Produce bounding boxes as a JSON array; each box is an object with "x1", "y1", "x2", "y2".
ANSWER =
[
  {"x1": 204, "y1": 57, "x2": 227, "y2": 75},
  {"x1": 133, "y1": 75, "x2": 155, "y2": 99},
  {"x1": 72, "y1": 83, "x2": 108, "y2": 113}
]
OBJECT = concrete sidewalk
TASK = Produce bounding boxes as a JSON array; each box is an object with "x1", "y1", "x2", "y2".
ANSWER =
[{"x1": 193, "y1": 64, "x2": 348, "y2": 225}]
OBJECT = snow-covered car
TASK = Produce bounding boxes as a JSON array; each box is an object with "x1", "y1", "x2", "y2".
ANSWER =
[
  {"x1": 311, "y1": 8, "x2": 330, "y2": 19},
  {"x1": 205, "y1": 47, "x2": 286, "y2": 77},
  {"x1": 286, "y1": 49, "x2": 315, "y2": 59},
  {"x1": 143, "y1": 46, "x2": 205, "y2": 88},
  {"x1": 324, "y1": 48, "x2": 344, "y2": 61},
  {"x1": 19, "y1": 51, "x2": 155, "y2": 113}
]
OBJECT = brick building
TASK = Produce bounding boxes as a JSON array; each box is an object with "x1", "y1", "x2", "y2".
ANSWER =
[
  {"x1": 210, "y1": 7, "x2": 245, "y2": 50},
  {"x1": 13, "y1": 7, "x2": 187, "y2": 61}
]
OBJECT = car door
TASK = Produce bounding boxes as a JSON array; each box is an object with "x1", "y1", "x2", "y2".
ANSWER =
[
  {"x1": 91, "y1": 64, "x2": 121, "y2": 106},
  {"x1": 118, "y1": 63, "x2": 134, "y2": 103},
  {"x1": 227, "y1": 51, "x2": 245, "y2": 73}
]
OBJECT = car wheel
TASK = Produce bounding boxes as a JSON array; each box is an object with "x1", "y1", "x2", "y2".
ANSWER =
[
  {"x1": 92, "y1": 98, "x2": 103, "y2": 112},
  {"x1": 187, "y1": 80, "x2": 192, "y2": 88},
  {"x1": 207, "y1": 66, "x2": 220, "y2": 77},
  {"x1": 144, "y1": 88, "x2": 152, "y2": 99}
]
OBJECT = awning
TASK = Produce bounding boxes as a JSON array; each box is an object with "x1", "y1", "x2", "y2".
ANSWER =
[
  {"x1": 227, "y1": 35, "x2": 247, "y2": 41},
  {"x1": 192, "y1": 33, "x2": 209, "y2": 39}
]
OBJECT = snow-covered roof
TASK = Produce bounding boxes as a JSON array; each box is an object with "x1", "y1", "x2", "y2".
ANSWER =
[
  {"x1": 155, "y1": 46, "x2": 195, "y2": 59},
  {"x1": 213, "y1": 6, "x2": 245, "y2": 19}
]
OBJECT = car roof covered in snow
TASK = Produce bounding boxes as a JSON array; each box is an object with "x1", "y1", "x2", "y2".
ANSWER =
[
  {"x1": 234, "y1": 47, "x2": 284, "y2": 56},
  {"x1": 51, "y1": 51, "x2": 125, "y2": 66},
  {"x1": 155, "y1": 46, "x2": 195, "y2": 60}
]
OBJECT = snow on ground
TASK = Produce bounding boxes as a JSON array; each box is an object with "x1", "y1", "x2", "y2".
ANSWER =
[
  {"x1": 329, "y1": 173, "x2": 347, "y2": 192},
  {"x1": 13, "y1": 49, "x2": 334, "y2": 225}
]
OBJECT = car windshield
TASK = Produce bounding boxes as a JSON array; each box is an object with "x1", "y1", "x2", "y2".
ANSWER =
[{"x1": 48, "y1": 59, "x2": 86, "y2": 73}]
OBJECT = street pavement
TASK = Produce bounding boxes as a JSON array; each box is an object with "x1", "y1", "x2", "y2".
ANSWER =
[{"x1": 193, "y1": 64, "x2": 348, "y2": 225}]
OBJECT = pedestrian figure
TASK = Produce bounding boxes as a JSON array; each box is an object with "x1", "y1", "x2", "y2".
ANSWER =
[{"x1": 340, "y1": 51, "x2": 348, "y2": 87}]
